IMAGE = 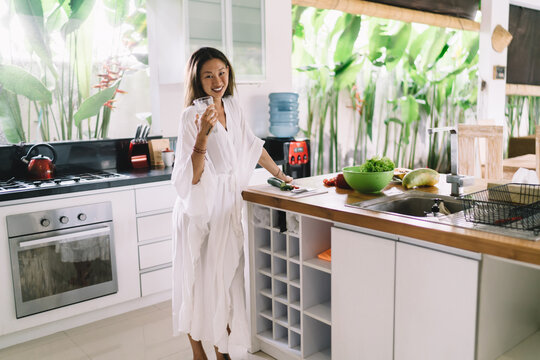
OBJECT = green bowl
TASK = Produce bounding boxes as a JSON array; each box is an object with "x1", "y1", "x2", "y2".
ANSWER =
[{"x1": 342, "y1": 166, "x2": 394, "y2": 193}]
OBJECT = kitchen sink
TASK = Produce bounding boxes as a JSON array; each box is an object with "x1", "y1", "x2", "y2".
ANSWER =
[
  {"x1": 347, "y1": 190, "x2": 540, "y2": 241},
  {"x1": 347, "y1": 191, "x2": 463, "y2": 217}
]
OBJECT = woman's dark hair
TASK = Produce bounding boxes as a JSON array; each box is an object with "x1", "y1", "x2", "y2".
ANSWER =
[{"x1": 184, "y1": 47, "x2": 236, "y2": 107}]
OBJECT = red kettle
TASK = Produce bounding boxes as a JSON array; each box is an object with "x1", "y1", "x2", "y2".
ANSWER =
[{"x1": 21, "y1": 143, "x2": 57, "y2": 180}]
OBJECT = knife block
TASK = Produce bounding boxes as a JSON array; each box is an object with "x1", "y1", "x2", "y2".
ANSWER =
[{"x1": 128, "y1": 140, "x2": 150, "y2": 169}]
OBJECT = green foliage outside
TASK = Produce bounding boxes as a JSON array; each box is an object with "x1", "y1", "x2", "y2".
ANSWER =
[
  {"x1": 292, "y1": 6, "x2": 538, "y2": 175},
  {"x1": 0, "y1": 0, "x2": 148, "y2": 144}
]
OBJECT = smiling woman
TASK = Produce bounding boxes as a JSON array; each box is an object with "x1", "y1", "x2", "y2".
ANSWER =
[{"x1": 0, "y1": 0, "x2": 150, "y2": 144}]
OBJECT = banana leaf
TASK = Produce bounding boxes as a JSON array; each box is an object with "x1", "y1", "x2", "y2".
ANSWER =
[
  {"x1": 292, "y1": 36, "x2": 315, "y2": 69},
  {"x1": 74, "y1": 20, "x2": 94, "y2": 101},
  {"x1": 368, "y1": 20, "x2": 386, "y2": 66},
  {"x1": 74, "y1": 84, "x2": 117, "y2": 126},
  {"x1": 422, "y1": 28, "x2": 450, "y2": 71},
  {"x1": 292, "y1": 5, "x2": 307, "y2": 40},
  {"x1": 0, "y1": 64, "x2": 52, "y2": 104},
  {"x1": 408, "y1": 28, "x2": 431, "y2": 68},
  {"x1": 45, "y1": 0, "x2": 69, "y2": 32},
  {"x1": 367, "y1": 20, "x2": 411, "y2": 70},
  {"x1": 334, "y1": 14, "x2": 361, "y2": 64},
  {"x1": 0, "y1": 90, "x2": 25, "y2": 143},
  {"x1": 385, "y1": 23, "x2": 411, "y2": 71},
  {"x1": 62, "y1": 0, "x2": 97, "y2": 35},
  {"x1": 399, "y1": 95, "x2": 419, "y2": 143},
  {"x1": 13, "y1": 0, "x2": 58, "y2": 79}
]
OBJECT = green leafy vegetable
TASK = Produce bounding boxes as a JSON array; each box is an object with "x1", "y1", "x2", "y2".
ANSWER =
[{"x1": 358, "y1": 156, "x2": 395, "y2": 172}]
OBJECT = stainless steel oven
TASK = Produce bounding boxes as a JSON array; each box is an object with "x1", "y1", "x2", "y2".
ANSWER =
[{"x1": 7, "y1": 202, "x2": 118, "y2": 318}]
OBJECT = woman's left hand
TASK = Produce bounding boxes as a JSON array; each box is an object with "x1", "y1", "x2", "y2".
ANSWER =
[{"x1": 275, "y1": 171, "x2": 293, "y2": 183}]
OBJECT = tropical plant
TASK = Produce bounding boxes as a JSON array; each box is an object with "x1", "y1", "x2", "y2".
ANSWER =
[
  {"x1": 294, "y1": 9, "x2": 362, "y2": 174},
  {"x1": 504, "y1": 94, "x2": 540, "y2": 153},
  {"x1": 528, "y1": 96, "x2": 540, "y2": 134},
  {"x1": 0, "y1": 0, "x2": 148, "y2": 144},
  {"x1": 292, "y1": 6, "x2": 480, "y2": 175}
]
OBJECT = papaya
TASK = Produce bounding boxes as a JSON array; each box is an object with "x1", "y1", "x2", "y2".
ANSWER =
[
  {"x1": 401, "y1": 168, "x2": 439, "y2": 189},
  {"x1": 394, "y1": 168, "x2": 411, "y2": 180}
]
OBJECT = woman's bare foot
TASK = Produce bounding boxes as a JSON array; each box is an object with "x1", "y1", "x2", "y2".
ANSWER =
[
  {"x1": 188, "y1": 334, "x2": 208, "y2": 360},
  {"x1": 214, "y1": 346, "x2": 231, "y2": 360}
]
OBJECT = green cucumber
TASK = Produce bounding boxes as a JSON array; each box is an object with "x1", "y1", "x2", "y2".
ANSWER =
[
  {"x1": 267, "y1": 177, "x2": 283, "y2": 188},
  {"x1": 267, "y1": 177, "x2": 294, "y2": 191}
]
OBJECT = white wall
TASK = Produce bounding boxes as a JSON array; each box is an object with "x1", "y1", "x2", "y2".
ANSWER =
[
  {"x1": 147, "y1": 0, "x2": 293, "y2": 139},
  {"x1": 477, "y1": 0, "x2": 510, "y2": 127}
]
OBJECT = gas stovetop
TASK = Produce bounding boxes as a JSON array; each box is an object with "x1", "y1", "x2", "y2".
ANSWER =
[{"x1": 0, "y1": 171, "x2": 130, "y2": 195}]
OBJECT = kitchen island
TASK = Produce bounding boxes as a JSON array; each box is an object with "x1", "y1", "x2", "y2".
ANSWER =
[{"x1": 242, "y1": 175, "x2": 540, "y2": 360}]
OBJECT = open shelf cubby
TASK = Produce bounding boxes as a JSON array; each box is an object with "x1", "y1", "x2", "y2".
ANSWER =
[
  {"x1": 273, "y1": 257, "x2": 288, "y2": 283},
  {"x1": 257, "y1": 314, "x2": 273, "y2": 336},
  {"x1": 274, "y1": 321, "x2": 289, "y2": 347},
  {"x1": 255, "y1": 227, "x2": 271, "y2": 251},
  {"x1": 289, "y1": 285, "x2": 300, "y2": 309},
  {"x1": 257, "y1": 273, "x2": 272, "y2": 298},
  {"x1": 288, "y1": 235, "x2": 300, "y2": 262},
  {"x1": 303, "y1": 315, "x2": 331, "y2": 360},
  {"x1": 273, "y1": 231, "x2": 287, "y2": 259},
  {"x1": 303, "y1": 266, "x2": 331, "y2": 326},
  {"x1": 273, "y1": 278, "x2": 288, "y2": 304},
  {"x1": 250, "y1": 204, "x2": 332, "y2": 359}
]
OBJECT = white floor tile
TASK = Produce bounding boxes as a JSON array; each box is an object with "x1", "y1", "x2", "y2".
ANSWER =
[
  {"x1": 0, "y1": 331, "x2": 69, "y2": 357},
  {"x1": 154, "y1": 300, "x2": 172, "y2": 311},
  {"x1": 0, "y1": 301, "x2": 275, "y2": 360},
  {"x1": 65, "y1": 305, "x2": 161, "y2": 338},
  {"x1": 0, "y1": 336, "x2": 89, "y2": 360}
]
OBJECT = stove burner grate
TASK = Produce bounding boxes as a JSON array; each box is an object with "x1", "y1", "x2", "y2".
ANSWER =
[{"x1": 0, "y1": 171, "x2": 128, "y2": 194}]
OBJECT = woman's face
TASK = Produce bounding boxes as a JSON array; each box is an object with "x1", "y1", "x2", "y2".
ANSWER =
[{"x1": 200, "y1": 58, "x2": 229, "y2": 100}]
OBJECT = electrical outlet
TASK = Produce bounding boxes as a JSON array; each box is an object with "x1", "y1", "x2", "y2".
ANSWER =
[{"x1": 493, "y1": 66, "x2": 506, "y2": 80}]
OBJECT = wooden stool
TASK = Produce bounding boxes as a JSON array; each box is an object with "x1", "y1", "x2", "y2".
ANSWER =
[{"x1": 458, "y1": 124, "x2": 503, "y2": 180}]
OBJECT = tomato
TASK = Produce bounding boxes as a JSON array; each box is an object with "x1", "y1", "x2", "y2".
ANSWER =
[
  {"x1": 323, "y1": 177, "x2": 337, "y2": 187},
  {"x1": 335, "y1": 173, "x2": 351, "y2": 189}
]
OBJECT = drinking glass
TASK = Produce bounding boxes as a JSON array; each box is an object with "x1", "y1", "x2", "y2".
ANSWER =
[{"x1": 193, "y1": 96, "x2": 216, "y2": 134}]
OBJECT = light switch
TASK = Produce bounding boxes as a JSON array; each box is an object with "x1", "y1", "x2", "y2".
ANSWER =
[{"x1": 493, "y1": 66, "x2": 506, "y2": 80}]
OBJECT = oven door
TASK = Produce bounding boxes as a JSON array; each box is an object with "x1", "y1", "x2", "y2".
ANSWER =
[{"x1": 8, "y1": 222, "x2": 118, "y2": 318}]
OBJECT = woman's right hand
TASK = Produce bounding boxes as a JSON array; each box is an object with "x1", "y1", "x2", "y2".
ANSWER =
[{"x1": 197, "y1": 104, "x2": 218, "y2": 136}]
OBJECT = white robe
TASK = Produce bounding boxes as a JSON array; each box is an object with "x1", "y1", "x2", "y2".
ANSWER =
[{"x1": 171, "y1": 96, "x2": 263, "y2": 352}]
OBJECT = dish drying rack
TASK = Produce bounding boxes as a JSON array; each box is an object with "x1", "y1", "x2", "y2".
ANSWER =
[{"x1": 460, "y1": 183, "x2": 540, "y2": 234}]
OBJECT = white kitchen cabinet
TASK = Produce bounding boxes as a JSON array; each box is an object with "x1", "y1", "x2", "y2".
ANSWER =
[
  {"x1": 0, "y1": 189, "x2": 139, "y2": 338},
  {"x1": 394, "y1": 240, "x2": 479, "y2": 360},
  {"x1": 140, "y1": 266, "x2": 173, "y2": 297},
  {"x1": 135, "y1": 182, "x2": 176, "y2": 297},
  {"x1": 0, "y1": 181, "x2": 179, "y2": 348},
  {"x1": 477, "y1": 255, "x2": 540, "y2": 360},
  {"x1": 331, "y1": 226, "x2": 396, "y2": 360},
  {"x1": 139, "y1": 240, "x2": 173, "y2": 269},
  {"x1": 137, "y1": 212, "x2": 173, "y2": 242},
  {"x1": 135, "y1": 184, "x2": 176, "y2": 213},
  {"x1": 248, "y1": 204, "x2": 332, "y2": 360}
]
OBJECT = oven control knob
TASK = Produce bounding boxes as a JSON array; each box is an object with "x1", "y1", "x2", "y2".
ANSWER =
[
  {"x1": 59, "y1": 216, "x2": 69, "y2": 224},
  {"x1": 40, "y1": 218, "x2": 50, "y2": 227},
  {"x1": 77, "y1": 213, "x2": 87, "y2": 221}
]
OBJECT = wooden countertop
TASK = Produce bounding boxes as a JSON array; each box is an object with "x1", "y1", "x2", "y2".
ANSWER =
[{"x1": 242, "y1": 175, "x2": 540, "y2": 267}]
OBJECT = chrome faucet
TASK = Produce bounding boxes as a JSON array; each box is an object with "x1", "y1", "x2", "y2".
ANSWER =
[{"x1": 427, "y1": 127, "x2": 472, "y2": 197}]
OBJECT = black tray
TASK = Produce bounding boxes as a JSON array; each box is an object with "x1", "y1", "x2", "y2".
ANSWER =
[{"x1": 460, "y1": 183, "x2": 540, "y2": 234}]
